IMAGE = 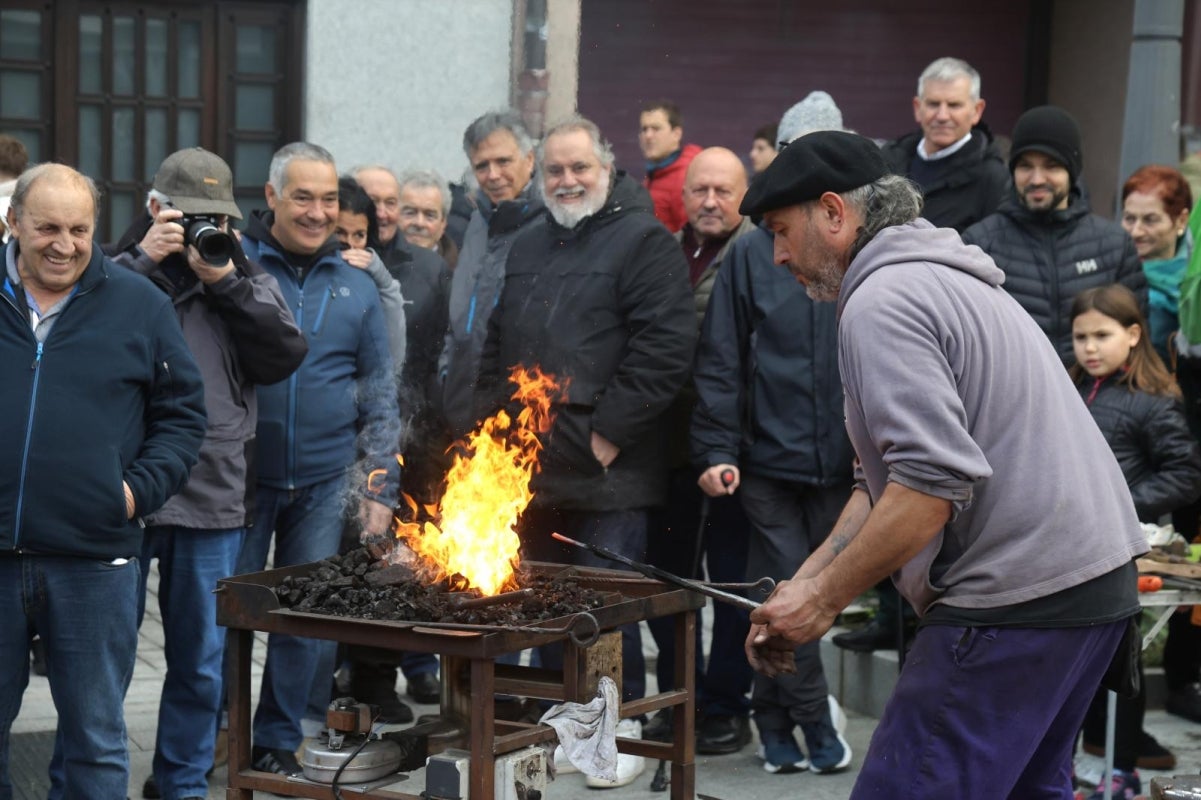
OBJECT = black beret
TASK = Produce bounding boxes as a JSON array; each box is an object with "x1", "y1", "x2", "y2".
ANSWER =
[{"x1": 739, "y1": 130, "x2": 888, "y2": 216}]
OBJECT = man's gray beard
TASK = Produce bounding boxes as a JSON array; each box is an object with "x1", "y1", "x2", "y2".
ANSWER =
[
  {"x1": 545, "y1": 172, "x2": 610, "y2": 229},
  {"x1": 803, "y1": 257, "x2": 845, "y2": 302}
]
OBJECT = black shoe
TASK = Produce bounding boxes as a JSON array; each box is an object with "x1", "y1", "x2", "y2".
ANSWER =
[
  {"x1": 1136, "y1": 729, "x2": 1177, "y2": 770},
  {"x1": 832, "y1": 619, "x2": 904, "y2": 652},
  {"x1": 1082, "y1": 729, "x2": 1177, "y2": 770},
  {"x1": 696, "y1": 714, "x2": 751, "y2": 755},
  {"x1": 406, "y1": 672, "x2": 440, "y2": 705},
  {"x1": 642, "y1": 708, "x2": 674, "y2": 742},
  {"x1": 251, "y1": 745, "x2": 303, "y2": 777},
  {"x1": 141, "y1": 775, "x2": 160, "y2": 800},
  {"x1": 1165, "y1": 682, "x2": 1201, "y2": 723},
  {"x1": 369, "y1": 692, "x2": 415, "y2": 724}
]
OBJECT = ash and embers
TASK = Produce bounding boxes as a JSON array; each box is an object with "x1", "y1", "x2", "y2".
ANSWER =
[{"x1": 273, "y1": 547, "x2": 605, "y2": 626}]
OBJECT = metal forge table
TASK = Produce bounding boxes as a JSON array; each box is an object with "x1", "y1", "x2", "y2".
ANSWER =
[{"x1": 216, "y1": 562, "x2": 706, "y2": 800}]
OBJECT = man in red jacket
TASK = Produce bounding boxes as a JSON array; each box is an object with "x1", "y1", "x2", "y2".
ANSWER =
[{"x1": 640, "y1": 100, "x2": 701, "y2": 232}]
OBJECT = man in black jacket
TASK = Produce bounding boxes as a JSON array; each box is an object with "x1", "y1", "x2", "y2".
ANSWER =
[
  {"x1": 644, "y1": 147, "x2": 757, "y2": 755},
  {"x1": 106, "y1": 148, "x2": 308, "y2": 800},
  {"x1": 478, "y1": 115, "x2": 695, "y2": 789},
  {"x1": 963, "y1": 105, "x2": 1147, "y2": 363},
  {"x1": 691, "y1": 224, "x2": 855, "y2": 775},
  {"x1": 881, "y1": 56, "x2": 1009, "y2": 233}
]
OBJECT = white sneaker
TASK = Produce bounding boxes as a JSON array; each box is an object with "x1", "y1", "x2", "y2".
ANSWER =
[
  {"x1": 828, "y1": 694, "x2": 847, "y2": 735},
  {"x1": 553, "y1": 744, "x2": 578, "y2": 774},
  {"x1": 585, "y1": 718, "x2": 646, "y2": 789}
]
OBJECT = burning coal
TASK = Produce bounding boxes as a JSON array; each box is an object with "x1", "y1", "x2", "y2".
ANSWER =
[{"x1": 389, "y1": 366, "x2": 566, "y2": 596}]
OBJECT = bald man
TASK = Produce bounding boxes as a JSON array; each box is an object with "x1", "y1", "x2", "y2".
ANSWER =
[
  {"x1": 644, "y1": 147, "x2": 759, "y2": 754},
  {"x1": 677, "y1": 147, "x2": 755, "y2": 313},
  {"x1": 0, "y1": 164, "x2": 206, "y2": 797}
]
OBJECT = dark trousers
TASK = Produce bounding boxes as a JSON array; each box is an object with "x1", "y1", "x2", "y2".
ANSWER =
[
  {"x1": 741, "y1": 474, "x2": 851, "y2": 729},
  {"x1": 1169, "y1": 362, "x2": 1201, "y2": 690},
  {"x1": 1164, "y1": 610, "x2": 1201, "y2": 690},
  {"x1": 1080, "y1": 656, "x2": 1146, "y2": 771},
  {"x1": 646, "y1": 468, "x2": 752, "y2": 717},
  {"x1": 519, "y1": 506, "x2": 649, "y2": 703},
  {"x1": 852, "y1": 621, "x2": 1126, "y2": 799}
]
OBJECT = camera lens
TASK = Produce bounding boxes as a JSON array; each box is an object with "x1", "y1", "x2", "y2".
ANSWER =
[{"x1": 185, "y1": 220, "x2": 235, "y2": 266}]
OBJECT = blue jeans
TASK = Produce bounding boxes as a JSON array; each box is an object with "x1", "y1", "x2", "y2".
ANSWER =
[
  {"x1": 0, "y1": 555, "x2": 139, "y2": 800},
  {"x1": 139, "y1": 526, "x2": 243, "y2": 799},
  {"x1": 237, "y1": 477, "x2": 347, "y2": 751},
  {"x1": 520, "y1": 507, "x2": 649, "y2": 703}
]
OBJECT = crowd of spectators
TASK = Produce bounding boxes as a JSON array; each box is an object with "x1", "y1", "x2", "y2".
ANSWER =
[{"x1": 3, "y1": 49, "x2": 1201, "y2": 800}]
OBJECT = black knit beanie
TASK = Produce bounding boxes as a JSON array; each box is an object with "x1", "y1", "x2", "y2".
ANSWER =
[{"x1": 1008, "y1": 105, "x2": 1083, "y2": 185}]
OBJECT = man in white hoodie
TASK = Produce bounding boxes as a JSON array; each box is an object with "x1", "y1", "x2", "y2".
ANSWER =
[{"x1": 739, "y1": 130, "x2": 1148, "y2": 798}]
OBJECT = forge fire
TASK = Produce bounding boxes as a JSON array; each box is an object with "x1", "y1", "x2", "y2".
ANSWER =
[
  {"x1": 271, "y1": 366, "x2": 603, "y2": 624},
  {"x1": 386, "y1": 365, "x2": 568, "y2": 596}
]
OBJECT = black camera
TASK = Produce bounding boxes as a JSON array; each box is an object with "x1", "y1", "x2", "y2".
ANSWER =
[{"x1": 180, "y1": 214, "x2": 235, "y2": 266}]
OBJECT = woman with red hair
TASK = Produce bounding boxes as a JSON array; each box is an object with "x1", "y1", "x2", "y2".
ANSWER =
[{"x1": 1121, "y1": 164, "x2": 1192, "y2": 362}]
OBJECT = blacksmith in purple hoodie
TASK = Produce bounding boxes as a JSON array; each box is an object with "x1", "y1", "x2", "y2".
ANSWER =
[{"x1": 740, "y1": 130, "x2": 1149, "y2": 798}]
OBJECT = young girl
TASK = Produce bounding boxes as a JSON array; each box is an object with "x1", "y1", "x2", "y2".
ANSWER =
[{"x1": 1070, "y1": 283, "x2": 1201, "y2": 799}]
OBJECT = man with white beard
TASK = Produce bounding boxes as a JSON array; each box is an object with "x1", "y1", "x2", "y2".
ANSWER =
[{"x1": 476, "y1": 116, "x2": 695, "y2": 789}]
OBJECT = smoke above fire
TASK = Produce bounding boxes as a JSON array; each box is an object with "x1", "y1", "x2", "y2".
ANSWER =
[{"x1": 389, "y1": 365, "x2": 566, "y2": 595}]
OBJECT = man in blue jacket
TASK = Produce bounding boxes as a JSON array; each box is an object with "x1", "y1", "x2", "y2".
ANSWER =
[
  {"x1": 234, "y1": 142, "x2": 402, "y2": 777},
  {"x1": 0, "y1": 163, "x2": 207, "y2": 799}
]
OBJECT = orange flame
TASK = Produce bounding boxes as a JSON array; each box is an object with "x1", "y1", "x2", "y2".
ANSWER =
[{"x1": 393, "y1": 365, "x2": 566, "y2": 595}]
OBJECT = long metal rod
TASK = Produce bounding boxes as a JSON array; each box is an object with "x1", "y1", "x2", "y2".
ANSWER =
[
  {"x1": 563, "y1": 574, "x2": 774, "y2": 595},
  {"x1": 551, "y1": 532, "x2": 762, "y2": 612}
]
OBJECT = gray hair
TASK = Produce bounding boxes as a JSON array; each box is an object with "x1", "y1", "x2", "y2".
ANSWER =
[
  {"x1": 462, "y1": 110, "x2": 533, "y2": 160},
  {"x1": 11, "y1": 163, "x2": 101, "y2": 224},
  {"x1": 917, "y1": 57, "x2": 981, "y2": 102},
  {"x1": 397, "y1": 168, "x2": 451, "y2": 217},
  {"x1": 840, "y1": 174, "x2": 924, "y2": 261},
  {"x1": 146, "y1": 187, "x2": 170, "y2": 210},
  {"x1": 350, "y1": 163, "x2": 398, "y2": 182},
  {"x1": 539, "y1": 115, "x2": 615, "y2": 171},
  {"x1": 268, "y1": 142, "x2": 335, "y2": 193}
]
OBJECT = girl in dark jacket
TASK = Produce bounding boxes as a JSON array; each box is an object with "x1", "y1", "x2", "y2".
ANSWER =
[{"x1": 1070, "y1": 283, "x2": 1201, "y2": 798}]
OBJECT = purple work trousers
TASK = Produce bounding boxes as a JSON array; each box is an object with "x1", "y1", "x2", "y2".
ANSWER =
[{"x1": 852, "y1": 619, "x2": 1127, "y2": 800}]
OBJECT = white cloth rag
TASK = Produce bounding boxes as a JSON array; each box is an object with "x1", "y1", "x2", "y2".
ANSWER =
[{"x1": 538, "y1": 675, "x2": 620, "y2": 781}]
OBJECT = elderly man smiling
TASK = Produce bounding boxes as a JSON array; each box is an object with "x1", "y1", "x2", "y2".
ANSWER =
[{"x1": 477, "y1": 115, "x2": 695, "y2": 789}]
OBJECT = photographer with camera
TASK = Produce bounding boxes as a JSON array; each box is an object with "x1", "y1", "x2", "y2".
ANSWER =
[{"x1": 105, "y1": 147, "x2": 308, "y2": 800}]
